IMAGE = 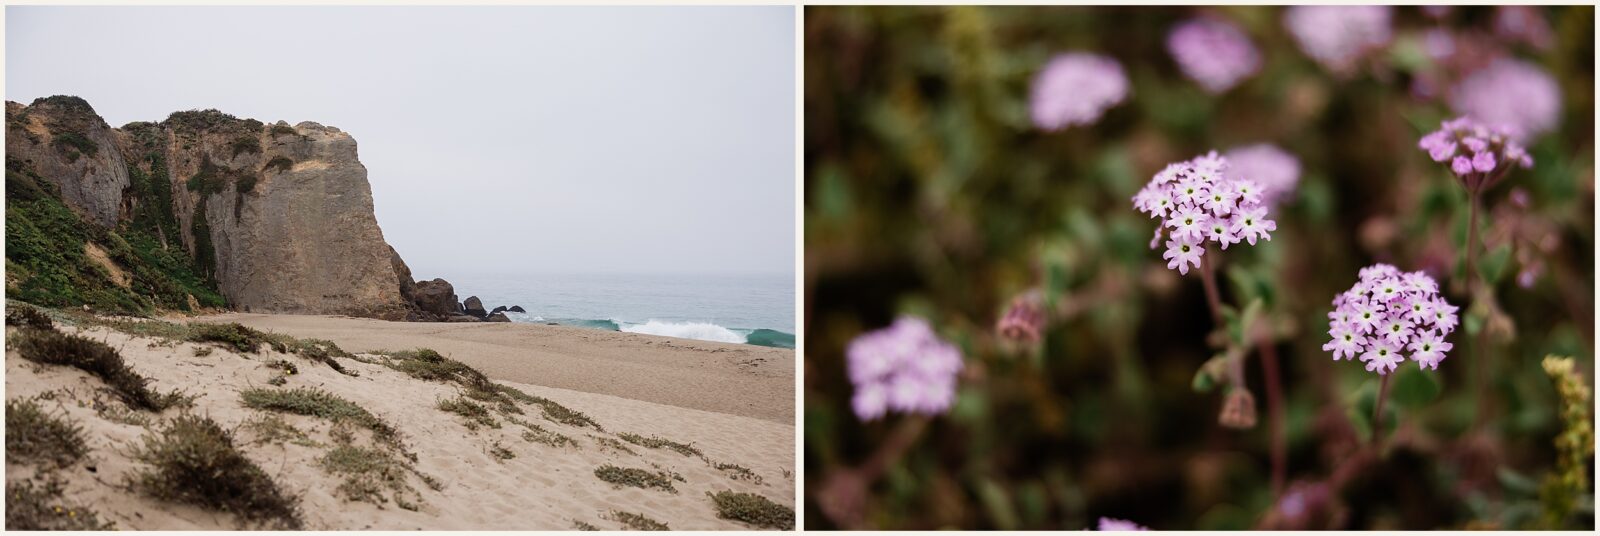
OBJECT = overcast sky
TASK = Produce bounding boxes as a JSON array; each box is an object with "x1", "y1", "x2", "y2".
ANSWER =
[{"x1": 6, "y1": 6, "x2": 794, "y2": 279}]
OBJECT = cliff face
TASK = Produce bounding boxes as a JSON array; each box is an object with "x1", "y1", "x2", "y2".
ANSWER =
[
  {"x1": 5, "y1": 98, "x2": 130, "y2": 227},
  {"x1": 5, "y1": 96, "x2": 412, "y2": 319}
]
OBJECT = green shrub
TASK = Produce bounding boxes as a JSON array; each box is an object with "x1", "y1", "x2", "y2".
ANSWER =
[
  {"x1": 590, "y1": 434, "x2": 637, "y2": 455},
  {"x1": 618, "y1": 432, "x2": 702, "y2": 458},
  {"x1": 508, "y1": 416, "x2": 577, "y2": 448},
  {"x1": 319, "y1": 444, "x2": 421, "y2": 508},
  {"x1": 11, "y1": 329, "x2": 188, "y2": 411},
  {"x1": 5, "y1": 303, "x2": 54, "y2": 329},
  {"x1": 706, "y1": 491, "x2": 794, "y2": 530},
  {"x1": 5, "y1": 398, "x2": 88, "y2": 469},
  {"x1": 605, "y1": 510, "x2": 669, "y2": 531},
  {"x1": 594, "y1": 464, "x2": 678, "y2": 493},
  {"x1": 263, "y1": 156, "x2": 294, "y2": 174},
  {"x1": 229, "y1": 135, "x2": 262, "y2": 157},
  {"x1": 188, "y1": 322, "x2": 275, "y2": 353},
  {"x1": 437, "y1": 396, "x2": 499, "y2": 430},
  {"x1": 5, "y1": 475, "x2": 115, "y2": 530},
  {"x1": 713, "y1": 462, "x2": 763, "y2": 484},
  {"x1": 268, "y1": 124, "x2": 299, "y2": 137},
  {"x1": 6, "y1": 170, "x2": 155, "y2": 313},
  {"x1": 128, "y1": 414, "x2": 302, "y2": 529},
  {"x1": 50, "y1": 132, "x2": 98, "y2": 161},
  {"x1": 573, "y1": 520, "x2": 600, "y2": 531},
  {"x1": 239, "y1": 387, "x2": 398, "y2": 445}
]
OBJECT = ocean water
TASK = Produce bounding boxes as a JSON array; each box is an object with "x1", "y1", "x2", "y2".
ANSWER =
[{"x1": 444, "y1": 273, "x2": 795, "y2": 349}]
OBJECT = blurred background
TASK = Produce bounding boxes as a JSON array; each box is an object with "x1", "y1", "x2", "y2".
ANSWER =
[{"x1": 804, "y1": 5, "x2": 1593, "y2": 530}]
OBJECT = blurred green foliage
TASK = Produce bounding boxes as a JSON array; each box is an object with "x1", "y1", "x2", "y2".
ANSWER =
[{"x1": 805, "y1": 5, "x2": 1593, "y2": 530}]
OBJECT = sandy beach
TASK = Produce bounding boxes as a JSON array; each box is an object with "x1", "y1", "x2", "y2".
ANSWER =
[
  {"x1": 5, "y1": 315, "x2": 795, "y2": 530},
  {"x1": 193, "y1": 313, "x2": 795, "y2": 424}
]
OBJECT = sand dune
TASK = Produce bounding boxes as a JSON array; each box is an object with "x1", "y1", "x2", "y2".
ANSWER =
[{"x1": 4, "y1": 316, "x2": 794, "y2": 530}]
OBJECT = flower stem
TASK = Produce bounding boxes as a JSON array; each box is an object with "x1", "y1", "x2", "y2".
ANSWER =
[
  {"x1": 1372, "y1": 373, "x2": 1393, "y2": 448},
  {"x1": 1464, "y1": 189, "x2": 1491, "y2": 431},
  {"x1": 1259, "y1": 334, "x2": 1287, "y2": 495},
  {"x1": 859, "y1": 416, "x2": 929, "y2": 482},
  {"x1": 1199, "y1": 254, "x2": 1224, "y2": 324}
]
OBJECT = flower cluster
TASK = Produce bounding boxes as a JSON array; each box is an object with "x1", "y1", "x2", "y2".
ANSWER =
[
  {"x1": 1283, "y1": 6, "x2": 1392, "y2": 75},
  {"x1": 1323, "y1": 264, "x2": 1457, "y2": 375},
  {"x1": 1223, "y1": 143, "x2": 1301, "y2": 207},
  {"x1": 995, "y1": 291, "x2": 1046, "y2": 345},
  {"x1": 1450, "y1": 58, "x2": 1562, "y2": 141},
  {"x1": 1167, "y1": 18, "x2": 1260, "y2": 94},
  {"x1": 1096, "y1": 518, "x2": 1148, "y2": 531},
  {"x1": 1132, "y1": 152, "x2": 1277, "y2": 275},
  {"x1": 1029, "y1": 52, "x2": 1130, "y2": 131},
  {"x1": 1417, "y1": 116, "x2": 1535, "y2": 188},
  {"x1": 846, "y1": 316, "x2": 963, "y2": 421}
]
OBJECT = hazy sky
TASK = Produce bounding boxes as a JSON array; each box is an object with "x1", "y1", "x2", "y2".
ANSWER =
[{"x1": 6, "y1": 6, "x2": 795, "y2": 278}]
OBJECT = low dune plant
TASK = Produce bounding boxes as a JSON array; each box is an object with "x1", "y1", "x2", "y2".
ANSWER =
[
  {"x1": 713, "y1": 462, "x2": 763, "y2": 484},
  {"x1": 605, "y1": 510, "x2": 669, "y2": 531},
  {"x1": 240, "y1": 413, "x2": 314, "y2": 447},
  {"x1": 5, "y1": 475, "x2": 115, "y2": 530},
  {"x1": 11, "y1": 328, "x2": 188, "y2": 411},
  {"x1": 128, "y1": 414, "x2": 302, "y2": 529},
  {"x1": 188, "y1": 322, "x2": 276, "y2": 353},
  {"x1": 5, "y1": 303, "x2": 54, "y2": 329},
  {"x1": 591, "y1": 434, "x2": 637, "y2": 455},
  {"x1": 509, "y1": 417, "x2": 577, "y2": 448},
  {"x1": 319, "y1": 444, "x2": 423, "y2": 510},
  {"x1": 594, "y1": 464, "x2": 678, "y2": 493},
  {"x1": 437, "y1": 396, "x2": 499, "y2": 430},
  {"x1": 239, "y1": 387, "x2": 399, "y2": 447},
  {"x1": 618, "y1": 432, "x2": 702, "y2": 458},
  {"x1": 5, "y1": 398, "x2": 88, "y2": 469},
  {"x1": 706, "y1": 490, "x2": 795, "y2": 530}
]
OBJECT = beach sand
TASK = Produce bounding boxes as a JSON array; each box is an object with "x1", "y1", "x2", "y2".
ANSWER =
[
  {"x1": 4, "y1": 315, "x2": 795, "y2": 530},
  {"x1": 198, "y1": 313, "x2": 794, "y2": 424}
]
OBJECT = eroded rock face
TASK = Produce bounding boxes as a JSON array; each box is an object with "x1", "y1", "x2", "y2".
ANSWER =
[
  {"x1": 174, "y1": 120, "x2": 409, "y2": 319},
  {"x1": 5, "y1": 98, "x2": 131, "y2": 227},
  {"x1": 7, "y1": 99, "x2": 418, "y2": 319}
]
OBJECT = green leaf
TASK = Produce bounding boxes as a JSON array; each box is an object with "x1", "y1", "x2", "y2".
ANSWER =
[
  {"x1": 1192, "y1": 367, "x2": 1216, "y2": 393},
  {"x1": 1497, "y1": 467, "x2": 1540, "y2": 497},
  {"x1": 1479, "y1": 244, "x2": 1512, "y2": 284},
  {"x1": 1390, "y1": 366, "x2": 1442, "y2": 408}
]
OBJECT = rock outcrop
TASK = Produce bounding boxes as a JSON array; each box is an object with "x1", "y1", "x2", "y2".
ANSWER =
[
  {"x1": 6, "y1": 97, "x2": 419, "y2": 319},
  {"x1": 410, "y1": 278, "x2": 464, "y2": 321},
  {"x1": 463, "y1": 296, "x2": 487, "y2": 319},
  {"x1": 5, "y1": 97, "x2": 130, "y2": 227}
]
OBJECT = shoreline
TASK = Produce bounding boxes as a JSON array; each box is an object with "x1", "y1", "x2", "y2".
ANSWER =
[{"x1": 187, "y1": 313, "x2": 795, "y2": 424}]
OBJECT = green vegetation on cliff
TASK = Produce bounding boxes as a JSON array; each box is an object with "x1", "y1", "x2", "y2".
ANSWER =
[{"x1": 6, "y1": 159, "x2": 223, "y2": 314}]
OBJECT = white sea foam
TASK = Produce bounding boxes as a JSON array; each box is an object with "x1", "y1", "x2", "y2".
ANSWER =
[{"x1": 619, "y1": 320, "x2": 746, "y2": 344}]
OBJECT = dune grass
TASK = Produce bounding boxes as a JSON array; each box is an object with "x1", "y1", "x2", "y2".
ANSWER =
[
  {"x1": 11, "y1": 328, "x2": 188, "y2": 411},
  {"x1": 4, "y1": 303, "x2": 54, "y2": 330},
  {"x1": 706, "y1": 490, "x2": 794, "y2": 530},
  {"x1": 594, "y1": 464, "x2": 678, "y2": 494},
  {"x1": 713, "y1": 461, "x2": 764, "y2": 484},
  {"x1": 605, "y1": 510, "x2": 670, "y2": 531},
  {"x1": 319, "y1": 444, "x2": 423, "y2": 510},
  {"x1": 5, "y1": 475, "x2": 115, "y2": 530},
  {"x1": 239, "y1": 387, "x2": 400, "y2": 449},
  {"x1": 618, "y1": 432, "x2": 702, "y2": 458},
  {"x1": 5, "y1": 398, "x2": 88, "y2": 469},
  {"x1": 128, "y1": 414, "x2": 302, "y2": 529},
  {"x1": 437, "y1": 396, "x2": 499, "y2": 430}
]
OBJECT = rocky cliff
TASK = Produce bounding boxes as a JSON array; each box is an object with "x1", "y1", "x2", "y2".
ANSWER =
[{"x1": 6, "y1": 96, "x2": 419, "y2": 319}]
